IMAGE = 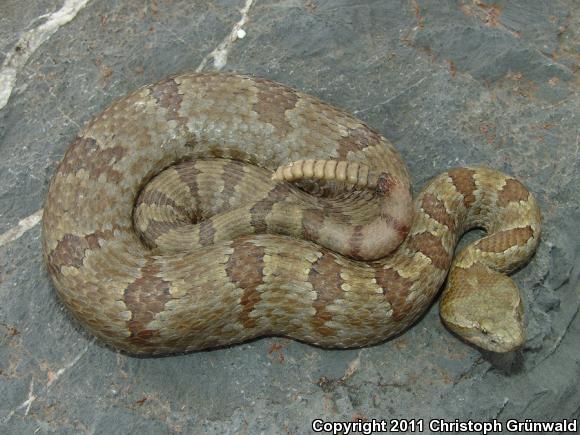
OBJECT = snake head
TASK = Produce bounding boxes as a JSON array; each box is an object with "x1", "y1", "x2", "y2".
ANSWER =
[{"x1": 440, "y1": 264, "x2": 525, "y2": 353}]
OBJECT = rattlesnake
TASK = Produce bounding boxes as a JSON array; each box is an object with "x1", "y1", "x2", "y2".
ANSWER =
[{"x1": 42, "y1": 73, "x2": 541, "y2": 355}]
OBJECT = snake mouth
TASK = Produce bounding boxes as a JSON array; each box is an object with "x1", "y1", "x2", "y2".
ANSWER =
[
  {"x1": 472, "y1": 323, "x2": 525, "y2": 353},
  {"x1": 441, "y1": 315, "x2": 526, "y2": 353}
]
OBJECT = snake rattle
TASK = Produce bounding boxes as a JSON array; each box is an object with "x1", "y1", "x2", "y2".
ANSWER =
[{"x1": 42, "y1": 73, "x2": 541, "y2": 355}]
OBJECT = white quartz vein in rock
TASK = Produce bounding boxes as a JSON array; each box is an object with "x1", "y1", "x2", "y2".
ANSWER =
[
  {"x1": 1, "y1": 346, "x2": 88, "y2": 424},
  {"x1": 196, "y1": 0, "x2": 254, "y2": 72},
  {"x1": 0, "y1": 209, "x2": 43, "y2": 247},
  {"x1": 0, "y1": 0, "x2": 90, "y2": 110}
]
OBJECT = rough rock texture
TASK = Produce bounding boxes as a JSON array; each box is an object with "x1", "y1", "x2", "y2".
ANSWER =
[{"x1": 1, "y1": 0, "x2": 578, "y2": 433}]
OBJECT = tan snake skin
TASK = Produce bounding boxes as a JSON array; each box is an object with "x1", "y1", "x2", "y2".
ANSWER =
[{"x1": 42, "y1": 73, "x2": 541, "y2": 355}]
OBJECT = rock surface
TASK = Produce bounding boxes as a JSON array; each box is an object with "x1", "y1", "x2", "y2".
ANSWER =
[{"x1": 1, "y1": 0, "x2": 578, "y2": 433}]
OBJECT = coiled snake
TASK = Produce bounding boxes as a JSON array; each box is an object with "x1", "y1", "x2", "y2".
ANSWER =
[{"x1": 42, "y1": 73, "x2": 541, "y2": 355}]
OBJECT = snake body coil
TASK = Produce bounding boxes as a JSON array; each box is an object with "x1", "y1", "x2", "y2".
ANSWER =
[{"x1": 42, "y1": 73, "x2": 541, "y2": 355}]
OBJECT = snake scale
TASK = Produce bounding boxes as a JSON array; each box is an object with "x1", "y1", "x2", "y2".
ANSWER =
[{"x1": 42, "y1": 73, "x2": 541, "y2": 355}]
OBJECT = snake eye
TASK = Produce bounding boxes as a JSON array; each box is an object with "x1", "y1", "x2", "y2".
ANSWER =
[{"x1": 480, "y1": 327, "x2": 488, "y2": 335}]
